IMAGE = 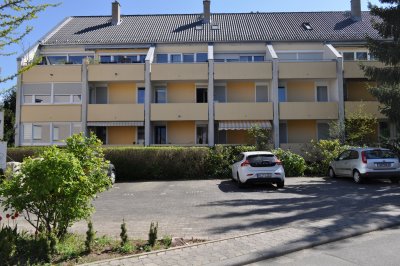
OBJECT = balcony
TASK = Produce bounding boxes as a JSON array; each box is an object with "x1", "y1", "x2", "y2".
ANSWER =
[
  {"x1": 22, "y1": 65, "x2": 82, "y2": 83},
  {"x1": 214, "y1": 62, "x2": 273, "y2": 80},
  {"x1": 21, "y1": 105, "x2": 82, "y2": 122},
  {"x1": 279, "y1": 61, "x2": 337, "y2": 79},
  {"x1": 88, "y1": 104, "x2": 144, "y2": 122},
  {"x1": 151, "y1": 103, "x2": 208, "y2": 121},
  {"x1": 343, "y1": 61, "x2": 385, "y2": 79},
  {"x1": 279, "y1": 102, "x2": 338, "y2": 120},
  {"x1": 345, "y1": 101, "x2": 386, "y2": 119},
  {"x1": 151, "y1": 63, "x2": 208, "y2": 81},
  {"x1": 88, "y1": 64, "x2": 145, "y2": 82},
  {"x1": 215, "y1": 103, "x2": 273, "y2": 120}
]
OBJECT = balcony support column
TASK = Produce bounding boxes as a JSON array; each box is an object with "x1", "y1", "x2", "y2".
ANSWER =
[
  {"x1": 208, "y1": 44, "x2": 215, "y2": 147},
  {"x1": 145, "y1": 46, "x2": 155, "y2": 146},
  {"x1": 15, "y1": 60, "x2": 22, "y2": 147},
  {"x1": 82, "y1": 60, "x2": 89, "y2": 136},
  {"x1": 337, "y1": 57, "x2": 345, "y2": 136},
  {"x1": 267, "y1": 44, "x2": 279, "y2": 149}
]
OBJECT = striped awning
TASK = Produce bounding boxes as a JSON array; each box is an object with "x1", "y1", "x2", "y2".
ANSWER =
[
  {"x1": 219, "y1": 120, "x2": 272, "y2": 130},
  {"x1": 87, "y1": 121, "x2": 144, "y2": 127}
]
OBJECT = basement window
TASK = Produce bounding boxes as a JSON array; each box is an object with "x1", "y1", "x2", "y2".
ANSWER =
[{"x1": 302, "y1": 22, "x2": 313, "y2": 31}]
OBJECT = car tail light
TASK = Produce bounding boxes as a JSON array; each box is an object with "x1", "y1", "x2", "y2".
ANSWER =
[
  {"x1": 275, "y1": 159, "x2": 283, "y2": 165},
  {"x1": 241, "y1": 160, "x2": 250, "y2": 167},
  {"x1": 361, "y1": 151, "x2": 367, "y2": 164}
]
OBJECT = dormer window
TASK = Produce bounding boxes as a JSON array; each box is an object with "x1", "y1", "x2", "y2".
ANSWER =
[{"x1": 302, "y1": 22, "x2": 313, "y2": 31}]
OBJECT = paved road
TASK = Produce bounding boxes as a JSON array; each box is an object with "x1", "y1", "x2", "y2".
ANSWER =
[
  {"x1": 5, "y1": 177, "x2": 400, "y2": 240},
  {"x1": 69, "y1": 176, "x2": 400, "y2": 240},
  {"x1": 251, "y1": 226, "x2": 400, "y2": 266}
]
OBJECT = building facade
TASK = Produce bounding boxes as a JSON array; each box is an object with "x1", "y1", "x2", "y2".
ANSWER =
[{"x1": 15, "y1": 0, "x2": 394, "y2": 152}]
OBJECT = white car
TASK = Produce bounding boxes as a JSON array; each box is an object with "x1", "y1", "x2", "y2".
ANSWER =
[{"x1": 231, "y1": 151, "x2": 285, "y2": 188}]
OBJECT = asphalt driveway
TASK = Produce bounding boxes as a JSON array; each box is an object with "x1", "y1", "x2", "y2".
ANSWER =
[{"x1": 68, "y1": 177, "x2": 400, "y2": 240}]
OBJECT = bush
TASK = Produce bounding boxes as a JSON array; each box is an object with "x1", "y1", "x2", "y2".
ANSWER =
[
  {"x1": 303, "y1": 139, "x2": 350, "y2": 176},
  {"x1": 272, "y1": 149, "x2": 306, "y2": 177},
  {"x1": 148, "y1": 222, "x2": 158, "y2": 247},
  {"x1": 85, "y1": 221, "x2": 95, "y2": 253},
  {"x1": 7, "y1": 147, "x2": 43, "y2": 162}
]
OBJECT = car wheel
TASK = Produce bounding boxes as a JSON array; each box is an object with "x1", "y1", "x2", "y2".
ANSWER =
[
  {"x1": 353, "y1": 170, "x2": 363, "y2": 184},
  {"x1": 110, "y1": 171, "x2": 116, "y2": 184},
  {"x1": 328, "y1": 167, "x2": 336, "y2": 178},
  {"x1": 277, "y1": 181, "x2": 284, "y2": 189},
  {"x1": 237, "y1": 172, "x2": 244, "y2": 188},
  {"x1": 390, "y1": 178, "x2": 400, "y2": 184}
]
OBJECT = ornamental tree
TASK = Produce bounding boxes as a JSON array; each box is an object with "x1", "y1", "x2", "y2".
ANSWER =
[
  {"x1": 0, "y1": 133, "x2": 110, "y2": 239},
  {"x1": 362, "y1": 0, "x2": 400, "y2": 129}
]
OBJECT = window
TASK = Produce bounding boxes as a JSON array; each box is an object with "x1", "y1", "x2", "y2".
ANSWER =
[
  {"x1": 277, "y1": 53, "x2": 297, "y2": 60},
  {"x1": 196, "y1": 125, "x2": 208, "y2": 145},
  {"x1": 69, "y1": 55, "x2": 92, "y2": 64},
  {"x1": 53, "y1": 127, "x2": 59, "y2": 141},
  {"x1": 278, "y1": 87, "x2": 287, "y2": 102},
  {"x1": 298, "y1": 52, "x2": 323, "y2": 60},
  {"x1": 95, "y1": 87, "x2": 108, "y2": 104},
  {"x1": 240, "y1": 56, "x2": 252, "y2": 62},
  {"x1": 137, "y1": 127, "x2": 145, "y2": 144},
  {"x1": 23, "y1": 124, "x2": 32, "y2": 142},
  {"x1": 35, "y1": 95, "x2": 51, "y2": 104},
  {"x1": 89, "y1": 127, "x2": 107, "y2": 144},
  {"x1": 137, "y1": 87, "x2": 145, "y2": 104},
  {"x1": 379, "y1": 121, "x2": 390, "y2": 139},
  {"x1": 72, "y1": 123, "x2": 82, "y2": 135},
  {"x1": 302, "y1": 22, "x2": 313, "y2": 31},
  {"x1": 156, "y1": 54, "x2": 168, "y2": 63},
  {"x1": 338, "y1": 150, "x2": 351, "y2": 160},
  {"x1": 100, "y1": 56, "x2": 112, "y2": 63},
  {"x1": 343, "y1": 52, "x2": 355, "y2": 61},
  {"x1": 214, "y1": 86, "x2": 226, "y2": 103},
  {"x1": 73, "y1": 95, "x2": 82, "y2": 103},
  {"x1": 54, "y1": 95, "x2": 70, "y2": 103},
  {"x1": 170, "y1": 54, "x2": 182, "y2": 63},
  {"x1": 349, "y1": 150, "x2": 359, "y2": 160},
  {"x1": 155, "y1": 88, "x2": 166, "y2": 103},
  {"x1": 254, "y1": 56, "x2": 265, "y2": 62},
  {"x1": 24, "y1": 95, "x2": 33, "y2": 103},
  {"x1": 256, "y1": 85, "x2": 268, "y2": 102},
  {"x1": 154, "y1": 126, "x2": 166, "y2": 144},
  {"x1": 47, "y1": 56, "x2": 67, "y2": 65},
  {"x1": 356, "y1": 52, "x2": 368, "y2": 61},
  {"x1": 317, "y1": 86, "x2": 328, "y2": 102},
  {"x1": 183, "y1": 54, "x2": 195, "y2": 63},
  {"x1": 196, "y1": 53, "x2": 208, "y2": 62},
  {"x1": 196, "y1": 88, "x2": 207, "y2": 103},
  {"x1": 317, "y1": 123, "x2": 330, "y2": 141},
  {"x1": 33, "y1": 125, "x2": 42, "y2": 140},
  {"x1": 139, "y1": 55, "x2": 146, "y2": 63},
  {"x1": 279, "y1": 123, "x2": 288, "y2": 144}
]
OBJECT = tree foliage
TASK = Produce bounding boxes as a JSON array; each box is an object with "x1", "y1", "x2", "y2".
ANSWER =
[
  {"x1": 0, "y1": 133, "x2": 111, "y2": 239},
  {"x1": 362, "y1": 0, "x2": 400, "y2": 128},
  {"x1": 0, "y1": 0, "x2": 57, "y2": 86},
  {"x1": 0, "y1": 87, "x2": 16, "y2": 145},
  {"x1": 247, "y1": 125, "x2": 273, "y2": 150}
]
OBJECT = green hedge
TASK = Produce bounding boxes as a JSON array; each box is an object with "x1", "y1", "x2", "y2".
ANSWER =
[{"x1": 7, "y1": 145, "x2": 308, "y2": 180}]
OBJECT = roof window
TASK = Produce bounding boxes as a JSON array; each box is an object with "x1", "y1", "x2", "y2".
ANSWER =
[
  {"x1": 211, "y1": 24, "x2": 220, "y2": 30},
  {"x1": 195, "y1": 24, "x2": 203, "y2": 30},
  {"x1": 302, "y1": 22, "x2": 313, "y2": 31}
]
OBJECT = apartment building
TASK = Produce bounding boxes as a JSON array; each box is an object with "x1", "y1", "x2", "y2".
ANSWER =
[{"x1": 16, "y1": 0, "x2": 393, "y2": 152}]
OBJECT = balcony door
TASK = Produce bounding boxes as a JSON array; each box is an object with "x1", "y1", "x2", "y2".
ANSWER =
[
  {"x1": 154, "y1": 87, "x2": 166, "y2": 103},
  {"x1": 90, "y1": 86, "x2": 108, "y2": 104},
  {"x1": 196, "y1": 88, "x2": 208, "y2": 103},
  {"x1": 154, "y1": 126, "x2": 166, "y2": 144},
  {"x1": 214, "y1": 86, "x2": 226, "y2": 103}
]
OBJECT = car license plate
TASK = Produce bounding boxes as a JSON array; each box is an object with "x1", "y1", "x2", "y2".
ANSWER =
[
  {"x1": 376, "y1": 162, "x2": 391, "y2": 167},
  {"x1": 258, "y1": 173, "x2": 272, "y2": 178}
]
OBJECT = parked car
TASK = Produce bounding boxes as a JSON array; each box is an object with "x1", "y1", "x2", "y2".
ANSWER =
[
  {"x1": 328, "y1": 148, "x2": 400, "y2": 184},
  {"x1": 231, "y1": 151, "x2": 285, "y2": 188},
  {"x1": 108, "y1": 163, "x2": 116, "y2": 184}
]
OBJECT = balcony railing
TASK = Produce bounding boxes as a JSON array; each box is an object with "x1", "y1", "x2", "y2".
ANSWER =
[
  {"x1": 343, "y1": 61, "x2": 385, "y2": 79},
  {"x1": 151, "y1": 103, "x2": 208, "y2": 121},
  {"x1": 151, "y1": 63, "x2": 208, "y2": 81},
  {"x1": 22, "y1": 65, "x2": 82, "y2": 83},
  {"x1": 215, "y1": 102, "x2": 273, "y2": 120},
  {"x1": 279, "y1": 102, "x2": 339, "y2": 120},
  {"x1": 214, "y1": 62, "x2": 273, "y2": 80},
  {"x1": 88, "y1": 64, "x2": 145, "y2": 82},
  {"x1": 88, "y1": 104, "x2": 144, "y2": 122},
  {"x1": 345, "y1": 101, "x2": 386, "y2": 119},
  {"x1": 279, "y1": 61, "x2": 337, "y2": 79}
]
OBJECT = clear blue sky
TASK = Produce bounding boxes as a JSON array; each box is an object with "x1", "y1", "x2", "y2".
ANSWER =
[{"x1": 0, "y1": 0, "x2": 381, "y2": 91}]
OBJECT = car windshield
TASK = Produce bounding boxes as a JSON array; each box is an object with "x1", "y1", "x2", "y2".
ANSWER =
[{"x1": 365, "y1": 150, "x2": 397, "y2": 159}]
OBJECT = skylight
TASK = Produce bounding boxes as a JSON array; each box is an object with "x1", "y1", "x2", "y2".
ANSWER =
[
  {"x1": 302, "y1": 22, "x2": 313, "y2": 31},
  {"x1": 196, "y1": 25, "x2": 203, "y2": 30},
  {"x1": 211, "y1": 24, "x2": 220, "y2": 30}
]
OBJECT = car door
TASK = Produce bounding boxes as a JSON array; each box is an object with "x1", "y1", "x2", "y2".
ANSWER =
[
  {"x1": 342, "y1": 150, "x2": 359, "y2": 177},
  {"x1": 335, "y1": 150, "x2": 351, "y2": 176}
]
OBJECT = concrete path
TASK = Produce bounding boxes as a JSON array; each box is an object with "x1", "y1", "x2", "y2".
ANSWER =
[{"x1": 86, "y1": 205, "x2": 400, "y2": 265}]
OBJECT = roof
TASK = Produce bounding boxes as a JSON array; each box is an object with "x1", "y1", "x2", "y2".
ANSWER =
[{"x1": 41, "y1": 11, "x2": 381, "y2": 46}]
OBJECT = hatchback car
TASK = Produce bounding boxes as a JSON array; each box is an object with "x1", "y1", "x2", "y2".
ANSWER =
[
  {"x1": 328, "y1": 148, "x2": 400, "y2": 184},
  {"x1": 231, "y1": 151, "x2": 285, "y2": 188}
]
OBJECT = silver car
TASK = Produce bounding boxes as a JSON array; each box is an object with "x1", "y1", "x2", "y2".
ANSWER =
[{"x1": 328, "y1": 148, "x2": 400, "y2": 184}]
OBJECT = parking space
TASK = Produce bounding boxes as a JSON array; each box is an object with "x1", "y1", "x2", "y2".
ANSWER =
[{"x1": 67, "y1": 177, "x2": 400, "y2": 239}]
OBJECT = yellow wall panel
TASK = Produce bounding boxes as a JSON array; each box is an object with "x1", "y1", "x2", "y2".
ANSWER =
[
  {"x1": 287, "y1": 81, "x2": 315, "y2": 102},
  {"x1": 346, "y1": 81, "x2": 377, "y2": 101},
  {"x1": 167, "y1": 83, "x2": 196, "y2": 103},
  {"x1": 227, "y1": 82, "x2": 255, "y2": 103},
  {"x1": 108, "y1": 82, "x2": 137, "y2": 104},
  {"x1": 287, "y1": 120, "x2": 317, "y2": 143},
  {"x1": 167, "y1": 121, "x2": 195, "y2": 144},
  {"x1": 108, "y1": 127, "x2": 137, "y2": 145}
]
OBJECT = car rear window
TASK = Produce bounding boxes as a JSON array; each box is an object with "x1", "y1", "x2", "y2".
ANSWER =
[
  {"x1": 247, "y1": 154, "x2": 275, "y2": 167},
  {"x1": 365, "y1": 150, "x2": 397, "y2": 159}
]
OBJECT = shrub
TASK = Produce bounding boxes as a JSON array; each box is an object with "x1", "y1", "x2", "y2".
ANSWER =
[
  {"x1": 85, "y1": 221, "x2": 95, "y2": 253},
  {"x1": 148, "y1": 222, "x2": 158, "y2": 247},
  {"x1": 120, "y1": 219, "x2": 128, "y2": 247},
  {"x1": 303, "y1": 139, "x2": 350, "y2": 176},
  {"x1": 0, "y1": 134, "x2": 110, "y2": 239},
  {"x1": 161, "y1": 235, "x2": 172, "y2": 248},
  {"x1": 272, "y1": 148, "x2": 306, "y2": 177},
  {"x1": 247, "y1": 126, "x2": 273, "y2": 150}
]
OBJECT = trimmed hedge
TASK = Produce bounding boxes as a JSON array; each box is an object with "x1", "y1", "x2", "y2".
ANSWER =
[{"x1": 7, "y1": 145, "x2": 308, "y2": 180}]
